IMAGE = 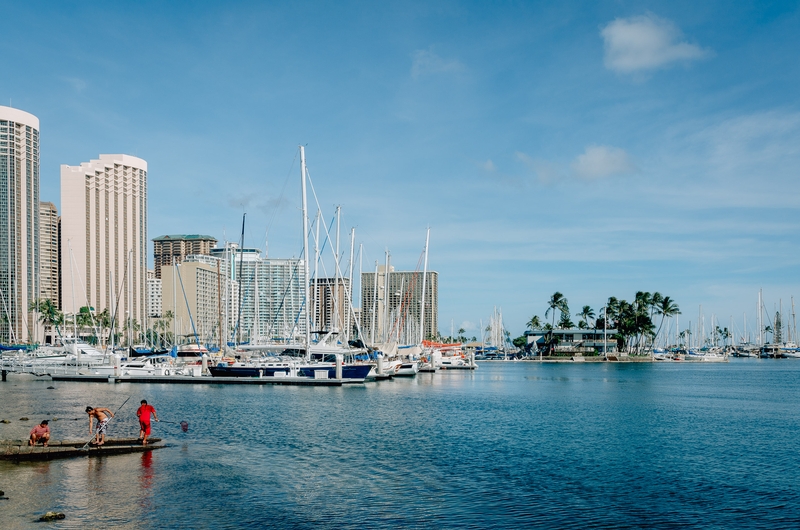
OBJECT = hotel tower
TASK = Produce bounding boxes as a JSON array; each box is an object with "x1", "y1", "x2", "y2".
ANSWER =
[
  {"x1": 0, "y1": 106, "x2": 40, "y2": 343},
  {"x1": 61, "y1": 155, "x2": 148, "y2": 335}
]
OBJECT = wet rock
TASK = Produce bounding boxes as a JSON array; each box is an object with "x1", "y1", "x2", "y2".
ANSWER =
[
  {"x1": 39, "y1": 511, "x2": 66, "y2": 521},
  {"x1": 19, "y1": 417, "x2": 29, "y2": 421},
  {"x1": 47, "y1": 386, "x2": 55, "y2": 389},
  {"x1": 0, "y1": 420, "x2": 10, "y2": 424},
  {"x1": 0, "y1": 490, "x2": 4, "y2": 496}
]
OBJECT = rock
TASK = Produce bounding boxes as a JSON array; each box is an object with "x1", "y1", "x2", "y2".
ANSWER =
[
  {"x1": 19, "y1": 417, "x2": 29, "y2": 421},
  {"x1": 51, "y1": 417, "x2": 58, "y2": 421},
  {"x1": 47, "y1": 386, "x2": 55, "y2": 389},
  {"x1": 39, "y1": 511, "x2": 66, "y2": 521},
  {"x1": 0, "y1": 490, "x2": 4, "y2": 496},
  {"x1": 0, "y1": 420, "x2": 10, "y2": 424}
]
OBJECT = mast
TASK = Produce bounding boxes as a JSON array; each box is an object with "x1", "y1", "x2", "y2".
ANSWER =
[
  {"x1": 758, "y1": 290, "x2": 763, "y2": 346},
  {"x1": 313, "y1": 210, "x2": 320, "y2": 332},
  {"x1": 370, "y1": 260, "x2": 378, "y2": 345},
  {"x1": 300, "y1": 146, "x2": 311, "y2": 359},
  {"x1": 346, "y1": 227, "x2": 355, "y2": 342},
  {"x1": 419, "y1": 228, "x2": 430, "y2": 345}
]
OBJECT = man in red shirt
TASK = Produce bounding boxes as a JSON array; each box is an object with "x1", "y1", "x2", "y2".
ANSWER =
[
  {"x1": 136, "y1": 400, "x2": 159, "y2": 445},
  {"x1": 29, "y1": 420, "x2": 50, "y2": 446}
]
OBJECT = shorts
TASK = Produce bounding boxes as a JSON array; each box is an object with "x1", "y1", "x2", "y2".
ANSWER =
[
  {"x1": 139, "y1": 420, "x2": 151, "y2": 435},
  {"x1": 97, "y1": 418, "x2": 109, "y2": 435}
]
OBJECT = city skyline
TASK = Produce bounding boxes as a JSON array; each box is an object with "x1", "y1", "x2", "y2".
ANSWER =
[{"x1": 2, "y1": 2, "x2": 799, "y2": 337}]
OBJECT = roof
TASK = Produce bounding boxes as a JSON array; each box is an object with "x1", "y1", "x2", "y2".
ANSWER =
[
  {"x1": 524, "y1": 328, "x2": 618, "y2": 335},
  {"x1": 152, "y1": 234, "x2": 217, "y2": 242}
]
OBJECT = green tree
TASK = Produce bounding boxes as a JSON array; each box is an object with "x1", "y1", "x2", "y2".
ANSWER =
[
  {"x1": 526, "y1": 315, "x2": 542, "y2": 330},
  {"x1": 653, "y1": 296, "x2": 680, "y2": 347},
  {"x1": 29, "y1": 298, "x2": 64, "y2": 341},
  {"x1": 576, "y1": 306, "x2": 595, "y2": 329},
  {"x1": 545, "y1": 292, "x2": 569, "y2": 354}
]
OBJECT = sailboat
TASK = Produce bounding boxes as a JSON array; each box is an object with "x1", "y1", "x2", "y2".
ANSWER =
[{"x1": 210, "y1": 147, "x2": 371, "y2": 382}]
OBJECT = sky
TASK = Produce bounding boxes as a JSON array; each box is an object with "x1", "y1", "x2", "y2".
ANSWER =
[{"x1": 2, "y1": 0, "x2": 800, "y2": 340}]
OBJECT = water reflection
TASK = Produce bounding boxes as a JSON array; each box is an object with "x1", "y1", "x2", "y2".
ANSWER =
[{"x1": 1, "y1": 362, "x2": 800, "y2": 528}]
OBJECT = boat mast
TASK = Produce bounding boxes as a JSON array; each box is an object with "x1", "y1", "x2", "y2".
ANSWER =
[
  {"x1": 419, "y1": 228, "x2": 430, "y2": 345},
  {"x1": 313, "y1": 210, "x2": 320, "y2": 333},
  {"x1": 758, "y1": 290, "x2": 763, "y2": 346},
  {"x1": 300, "y1": 146, "x2": 311, "y2": 359},
  {"x1": 370, "y1": 260, "x2": 378, "y2": 345},
  {"x1": 346, "y1": 227, "x2": 355, "y2": 342}
]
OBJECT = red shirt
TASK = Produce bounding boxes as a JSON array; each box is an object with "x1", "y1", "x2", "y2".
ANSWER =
[
  {"x1": 137, "y1": 404, "x2": 156, "y2": 423},
  {"x1": 30, "y1": 424, "x2": 49, "y2": 436}
]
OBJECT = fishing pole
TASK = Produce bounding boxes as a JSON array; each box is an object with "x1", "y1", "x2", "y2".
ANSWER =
[{"x1": 81, "y1": 395, "x2": 132, "y2": 449}]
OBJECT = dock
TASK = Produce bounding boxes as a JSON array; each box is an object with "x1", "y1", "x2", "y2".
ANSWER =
[
  {"x1": 49, "y1": 374, "x2": 344, "y2": 385},
  {"x1": 1, "y1": 437, "x2": 165, "y2": 462}
]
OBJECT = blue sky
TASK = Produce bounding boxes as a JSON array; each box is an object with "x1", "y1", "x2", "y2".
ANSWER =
[{"x1": 3, "y1": 1, "x2": 800, "y2": 339}]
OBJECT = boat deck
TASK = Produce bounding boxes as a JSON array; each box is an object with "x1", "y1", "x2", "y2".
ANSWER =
[{"x1": 1, "y1": 437, "x2": 165, "y2": 461}]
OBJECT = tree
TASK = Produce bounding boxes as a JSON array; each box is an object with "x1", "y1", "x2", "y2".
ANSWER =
[
  {"x1": 576, "y1": 306, "x2": 595, "y2": 329},
  {"x1": 558, "y1": 312, "x2": 575, "y2": 329},
  {"x1": 545, "y1": 292, "x2": 569, "y2": 354},
  {"x1": 653, "y1": 296, "x2": 680, "y2": 347},
  {"x1": 30, "y1": 298, "x2": 64, "y2": 341},
  {"x1": 526, "y1": 315, "x2": 542, "y2": 330}
]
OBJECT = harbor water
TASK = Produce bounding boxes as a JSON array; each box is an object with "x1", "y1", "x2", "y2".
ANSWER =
[{"x1": 1, "y1": 360, "x2": 799, "y2": 528}]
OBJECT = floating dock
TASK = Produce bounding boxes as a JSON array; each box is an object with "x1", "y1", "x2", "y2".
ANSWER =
[
  {"x1": 1, "y1": 437, "x2": 165, "y2": 462},
  {"x1": 49, "y1": 374, "x2": 344, "y2": 385}
]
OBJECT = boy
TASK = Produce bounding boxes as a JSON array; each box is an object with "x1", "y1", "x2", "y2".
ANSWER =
[{"x1": 29, "y1": 420, "x2": 50, "y2": 446}]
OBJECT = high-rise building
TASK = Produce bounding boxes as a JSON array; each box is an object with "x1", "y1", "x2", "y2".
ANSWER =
[
  {"x1": 0, "y1": 106, "x2": 40, "y2": 343},
  {"x1": 210, "y1": 244, "x2": 307, "y2": 342},
  {"x1": 146, "y1": 269, "x2": 161, "y2": 318},
  {"x1": 60, "y1": 155, "x2": 148, "y2": 335},
  {"x1": 161, "y1": 256, "x2": 221, "y2": 344},
  {"x1": 361, "y1": 266, "x2": 438, "y2": 344},
  {"x1": 39, "y1": 202, "x2": 59, "y2": 308},
  {"x1": 311, "y1": 277, "x2": 351, "y2": 335},
  {"x1": 152, "y1": 234, "x2": 217, "y2": 279}
]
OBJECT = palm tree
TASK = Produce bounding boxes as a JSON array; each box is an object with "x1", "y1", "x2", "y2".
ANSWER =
[
  {"x1": 29, "y1": 298, "x2": 64, "y2": 342},
  {"x1": 576, "y1": 306, "x2": 595, "y2": 329},
  {"x1": 545, "y1": 292, "x2": 568, "y2": 355},
  {"x1": 653, "y1": 296, "x2": 680, "y2": 347},
  {"x1": 526, "y1": 315, "x2": 542, "y2": 330}
]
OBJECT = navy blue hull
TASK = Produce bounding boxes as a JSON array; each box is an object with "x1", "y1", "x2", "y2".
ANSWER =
[{"x1": 209, "y1": 363, "x2": 372, "y2": 381}]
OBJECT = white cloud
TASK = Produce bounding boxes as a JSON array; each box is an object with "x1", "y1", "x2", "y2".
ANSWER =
[
  {"x1": 481, "y1": 159, "x2": 496, "y2": 172},
  {"x1": 411, "y1": 49, "x2": 464, "y2": 78},
  {"x1": 601, "y1": 14, "x2": 710, "y2": 73},
  {"x1": 570, "y1": 145, "x2": 637, "y2": 179}
]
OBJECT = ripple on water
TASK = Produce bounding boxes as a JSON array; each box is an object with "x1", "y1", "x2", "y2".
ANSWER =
[{"x1": 1, "y1": 361, "x2": 800, "y2": 528}]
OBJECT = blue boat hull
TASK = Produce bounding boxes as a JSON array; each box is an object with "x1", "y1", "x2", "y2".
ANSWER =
[{"x1": 209, "y1": 363, "x2": 372, "y2": 381}]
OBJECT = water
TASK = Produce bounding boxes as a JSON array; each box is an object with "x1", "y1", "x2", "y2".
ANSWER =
[{"x1": 1, "y1": 360, "x2": 800, "y2": 528}]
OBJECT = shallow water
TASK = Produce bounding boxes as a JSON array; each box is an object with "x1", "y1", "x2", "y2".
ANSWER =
[{"x1": 1, "y1": 360, "x2": 799, "y2": 528}]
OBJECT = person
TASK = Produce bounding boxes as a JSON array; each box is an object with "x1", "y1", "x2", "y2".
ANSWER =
[
  {"x1": 86, "y1": 406, "x2": 114, "y2": 446},
  {"x1": 29, "y1": 420, "x2": 50, "y2": 446},
  {"x1": 136, "y1": 400, "x2": 159, "y2": 445}
]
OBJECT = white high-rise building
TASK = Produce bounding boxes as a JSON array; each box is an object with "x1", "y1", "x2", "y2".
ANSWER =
[
  {"x1": 60, "y1": 155, "x2": 148, "y2": 338},
  {"x1": 0, "y1": 106, "x2": 40, "y2": 344},
  {"x1": 146, "y1": 269, "x2": 161, "y2": 318},
  {"x1": 39, "y1": 202, "x2": 59, "y2": 307},
  {"x1": 210, "y1": 244, "x2": 307, "y2": 342}
]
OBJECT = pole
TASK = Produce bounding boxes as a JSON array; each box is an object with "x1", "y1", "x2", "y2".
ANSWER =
[{"x1": 300, "y1": 146, "x2": 311, "y2": 359}]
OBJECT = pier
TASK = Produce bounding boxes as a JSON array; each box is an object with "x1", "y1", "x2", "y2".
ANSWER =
[
  {"x1": 49, "y1": 374, "x2": 344, "y2": 385},
  {"x1": 1, "y1": 437, "x2": 165, "y2": 462}
]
